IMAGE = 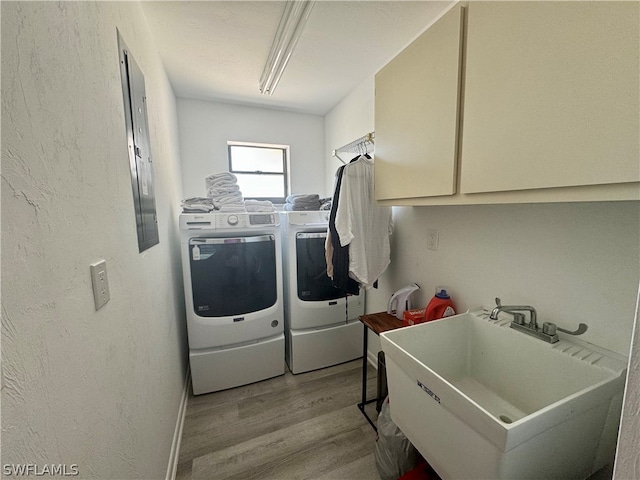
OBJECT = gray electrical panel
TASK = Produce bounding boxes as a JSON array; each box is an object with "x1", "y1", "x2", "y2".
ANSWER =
[{"x1": 117, "y1": 31, "x2": 159, "y2": 252}]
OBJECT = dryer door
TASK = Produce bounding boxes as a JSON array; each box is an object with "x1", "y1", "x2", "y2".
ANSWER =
[
  {"x1": 189, "y1": 235, "x2": 277, "y2": 317},
  {"x1": 296, "y1": 232, "x2": 345, "y2": 302}
]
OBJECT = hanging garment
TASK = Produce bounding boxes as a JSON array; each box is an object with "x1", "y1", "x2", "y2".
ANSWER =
[
  {"x1": 326, "y1": 165, "x2": 360, "y2": 295},
  {"x1": 326, "y1": 155, "x2": 362, "y2": 279},
  {"x1": 334, "y1": 156, "x2": 392, "y2": 289},
  {"x1": 325, "y1": 167, "x2": 343, "y2": 279}
]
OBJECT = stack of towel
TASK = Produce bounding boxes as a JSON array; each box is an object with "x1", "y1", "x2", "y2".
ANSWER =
[
  {"x1": 181, "y1": 197, "x2": 215, "y2": 213},
  {"x1": 284, "y1": 194, "x2": 321, "y2": 211},
  {"x1": 245, "y1": 199, "x2": 275, "y2": 212},
  {"x1": 205, "y1": 172, "x2": 245, "y2": 211}
]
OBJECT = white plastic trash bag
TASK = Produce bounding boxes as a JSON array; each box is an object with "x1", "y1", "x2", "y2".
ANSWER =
[{"x1": 374, "y1": 396, "x2": 419, "y2": 480}]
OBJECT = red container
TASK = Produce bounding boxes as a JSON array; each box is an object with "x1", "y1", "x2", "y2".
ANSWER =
[
  {"x1": 424, "y1": 289, "x2": 456, "y2": 321},
  {"x1": 402, "y1": 308, "x2": 426, "y2": 326}
]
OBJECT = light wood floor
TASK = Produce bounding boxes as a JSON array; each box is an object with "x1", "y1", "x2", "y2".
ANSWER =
[
  {"x1": 176, "y1": 359, "x2": 382, "y2": 480},
  {"x1": 175, "y1": 359, "x2": 615, "y2": 480}
]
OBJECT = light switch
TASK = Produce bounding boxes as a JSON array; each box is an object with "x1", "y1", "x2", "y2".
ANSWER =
[
  {"x1": 90, "y1": 260, "x2": 110, "y2": 310},
  {"x1": 427, "y1": 228, "x2": 439, "y2": 251}
]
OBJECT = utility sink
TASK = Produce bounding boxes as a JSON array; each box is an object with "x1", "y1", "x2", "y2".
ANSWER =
[{"x1": 380, "y1": 308, "x2": 628, "y2": 480}]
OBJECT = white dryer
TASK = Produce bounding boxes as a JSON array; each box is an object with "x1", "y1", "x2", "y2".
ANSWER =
[
  {"x1": 180, "y1": 212, "x2": 284, "y2": 394},
  {"x1": 281, "y1": 211, "x2": 364, "y2": 374}
]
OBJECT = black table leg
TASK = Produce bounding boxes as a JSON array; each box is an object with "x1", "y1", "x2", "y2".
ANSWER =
[{"x1": 357, "y1": 324, "x2": 378, "y2": 432}]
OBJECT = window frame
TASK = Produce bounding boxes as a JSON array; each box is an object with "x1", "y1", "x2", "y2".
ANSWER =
[{"x1": 227, "y1": 141, "x2": 290, "y2": 203}]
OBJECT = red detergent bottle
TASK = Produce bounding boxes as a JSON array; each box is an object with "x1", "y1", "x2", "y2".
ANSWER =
[{"x1": 425, "y1": 288, "x2": 456, "y2": 321}]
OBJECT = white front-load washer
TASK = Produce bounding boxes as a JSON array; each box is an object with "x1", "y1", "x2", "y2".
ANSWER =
[
  {"x1": 180, "y1": 212, "x2": 284, "y2": 394},
  {"x1": 281, "y1": 211, "x2": 364, "y2": 374}
]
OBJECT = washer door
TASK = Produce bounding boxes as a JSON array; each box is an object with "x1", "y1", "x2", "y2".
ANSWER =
[
  {"x1": 296, "y1": 232, "x2": 345, "y2": 302},
  {"x1": 189, "y1": 235, "x2": 277, "y2": 317}
]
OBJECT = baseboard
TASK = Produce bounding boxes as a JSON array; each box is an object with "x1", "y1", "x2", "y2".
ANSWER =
[{"x1": 166, "y1": 366, "x2": 190, "y2": 480}]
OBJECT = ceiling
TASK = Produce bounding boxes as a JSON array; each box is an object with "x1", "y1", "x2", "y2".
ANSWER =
[{"x1": 141, "y1": 1, "x2": 453, "y2": 116}]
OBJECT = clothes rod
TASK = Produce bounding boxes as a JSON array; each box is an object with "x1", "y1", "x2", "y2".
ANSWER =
[{"x1": 332, "y1": 132, "x2": 375, "y2": 164}]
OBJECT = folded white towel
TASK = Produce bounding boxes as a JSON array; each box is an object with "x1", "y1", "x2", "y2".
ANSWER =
[
  {"x1": 183, "y1": 205, "x2": 214, "y2": 213},
  {"x1": 215, "y1": 192, "x2": 243, "y2": 202},
  {"x1": 212, "y1": 193, "x2": 244, "y2": 209},
  {"x1": 181, "y1": 197, "x2": 214, "y2": 206},
  {"x1": 219, "y1": 204, "x2": 247, "y2": 213},
  {"x1": 245, "y1": 200, "x2": 273, "y2": 206},
  {"x1": 181, "y1": 197, "x2": 215, "y2": 212},
  {"x1": 286, "y1": 194, "x2": 320, "y2": 204},
  {"x1": 205, "y1": 172, "x2": 237, "y2": 189},
  {"x1": 209, "y1": 179, "x2": 238, "y2": 188},
  {"x1": 207, "y1": 184, "x2": 241, "y2": 197},
  {"x1": 245, "y1": 199, "x2": 275, "y2": 212}
]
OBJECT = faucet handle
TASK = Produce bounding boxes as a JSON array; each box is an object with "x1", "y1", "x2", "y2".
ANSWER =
[
  {"x1": 558, "y1": 323, "x2": 588, "y2": 336},
  {"x1": 542, "y1": 322, "x2": 588, "y2": 336},
  {"x1": 495, "y1": 297, "x2": 502, "y2": 307}
]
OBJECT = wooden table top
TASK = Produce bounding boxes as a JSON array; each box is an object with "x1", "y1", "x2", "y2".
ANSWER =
[{"x1": 359, "y1": 311, "x2": 405, "y2": 335}]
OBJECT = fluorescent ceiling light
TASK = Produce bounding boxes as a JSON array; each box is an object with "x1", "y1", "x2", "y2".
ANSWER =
[{"x1": 260, "y1": 1, "x2": 316, "y2": 96}]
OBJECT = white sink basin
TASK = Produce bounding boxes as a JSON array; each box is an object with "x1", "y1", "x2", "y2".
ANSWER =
[{"x1": 380, "y1": 307, "x2": 627, "y2": 480}]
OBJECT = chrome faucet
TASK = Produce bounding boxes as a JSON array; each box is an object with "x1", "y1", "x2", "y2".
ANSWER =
[
  {"x1": 490, "y1": 298, "x2": 558, "y2": 343},
  {"x1": 489, "y1": 298, "x2": 538, "y2": 328},
  {"x1": 489, "y1": 298, "x2": 588, "y2": 344}
]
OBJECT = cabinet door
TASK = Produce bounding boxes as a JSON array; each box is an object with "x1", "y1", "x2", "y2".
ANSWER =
[
  {"x1": 118, "y1": 32, "x2": 159, "y2": 252},
  {"x1": 374, "y1": 5, "x2": 464, "y2": 201},
  {"x1": 460, "y1": 2, "x2": 640, "y2": 194}
]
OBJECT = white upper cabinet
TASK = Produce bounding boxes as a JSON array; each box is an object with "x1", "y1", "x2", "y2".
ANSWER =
[
  {"x1": 460, "y1": 1, "x2": 639, "y2": 195},
  {"x1": 374, "y1": 5, "x2": 464, "y2": 201},
  {"x1": 374, "y1": 1, "x2": 640, "y2": 206}
]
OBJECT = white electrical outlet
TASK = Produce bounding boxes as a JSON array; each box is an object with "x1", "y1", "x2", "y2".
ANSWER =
[
  {"x1": 90, "y1": 260, "x2": 110, "y2": 310},
  {"x1": 427, "y1": 228, "x2": 439, "y2": 251}
]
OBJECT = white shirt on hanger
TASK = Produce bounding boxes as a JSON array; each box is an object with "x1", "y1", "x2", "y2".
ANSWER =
[{"x1": 334, "y1": 156, "x2": 392, "y2": 289}]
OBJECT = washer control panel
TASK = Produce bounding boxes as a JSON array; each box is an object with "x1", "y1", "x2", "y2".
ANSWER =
[
  {"x1": 249, "y1": 214, "x2": 277, "y2": 225},
  {"x1": 180, "y1": 212, "x2": 279, "y2": 230},
  {"x1": 215, "y1": 213, "x2": 279, "y2": 229}
]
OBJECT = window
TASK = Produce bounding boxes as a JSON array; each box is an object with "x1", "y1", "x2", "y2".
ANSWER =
[{"x1": 228, "y1": 142, "x2": 290, "y2": 203}]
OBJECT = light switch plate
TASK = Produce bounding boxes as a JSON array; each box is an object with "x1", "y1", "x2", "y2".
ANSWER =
[
  {"x1": 427, "y1": 228, "x2": 439, "y2": 251},
  {"x1": 90, "y1": 260, "x2": 110, "y2": 310}
]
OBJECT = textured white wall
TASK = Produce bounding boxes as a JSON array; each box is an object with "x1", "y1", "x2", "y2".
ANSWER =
[
  {"x1": 324, "y1": 70, "x2": 640, "y2": 470},
  {"x1": 177, "y1": 99, "x2": 325, "y2": 199},
  {"x1": 382, "y1": 203, "x2": 638, "y2": 356},
  {"x1": 1, "y1": 2, "x2": 188, "y2": 478},
  {"x1": 323, "y1": 76, "x2": 375, "y2": 197}
]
